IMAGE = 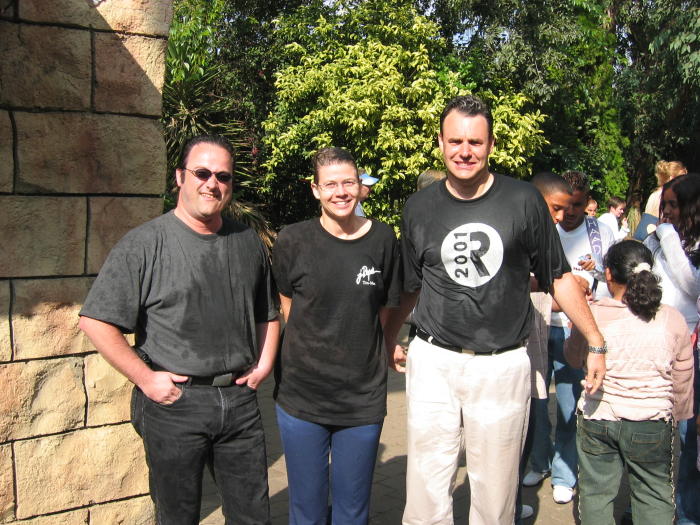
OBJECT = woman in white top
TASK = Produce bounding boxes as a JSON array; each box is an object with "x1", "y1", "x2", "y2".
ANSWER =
[{"x1": 644, "y1": 173, "x2": 700, "y2": 331}]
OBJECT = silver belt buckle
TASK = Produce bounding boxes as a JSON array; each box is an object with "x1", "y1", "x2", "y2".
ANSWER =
[{"x1": 212, "y1": 372, "x2": 234, "y2": 387}]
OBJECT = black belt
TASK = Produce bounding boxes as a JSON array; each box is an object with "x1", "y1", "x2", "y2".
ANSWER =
[
  {"x1": 415, "y1": 329, "x2": 525, "y2": 355},
  {"x1": 188, "y1": 372, "x2": 242, "y2": 387},
  {"x1": 150, "y1": 362, "x2": 242, "y2": 387}
]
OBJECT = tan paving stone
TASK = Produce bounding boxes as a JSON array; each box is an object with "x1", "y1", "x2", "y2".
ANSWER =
[
  {"x1": 0, "y1": 281, "x2": 10, "y2": 363},
  {"x1": 0, "y1": 110, "x2": 12, "y2": 193},
  {"x1": 0, "y1": 196, "x2": 86, "y2": 277},
  {"x1": 12, "y1": 277, "x2": 93, "y2": 359},
  {"x1": 15, "y1": 112, "x2": 166, "y2": 195},
  {"x1": 0, "y1": 22, "x2": 90, "y2": 110},
  {"x1": 20, "y1": 0, "x2": 173, "y2": 36},
  {"x1": 94, "y1": 32, "x2": 167, "y2": 116}
]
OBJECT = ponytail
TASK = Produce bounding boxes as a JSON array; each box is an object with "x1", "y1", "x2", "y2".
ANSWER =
[
  {"x1": 623, "y1": 264, "x2": 662, "y2": 322},
  {"x1": 605, "y1": 240, "x2": 662, "y2": 322}
]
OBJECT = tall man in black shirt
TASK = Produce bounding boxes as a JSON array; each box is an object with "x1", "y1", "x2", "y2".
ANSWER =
[
  {"x1": 384, "y1": 96, "x2": 606, "y2": 525},
  {"x1": 79, "y1": 135, "x2": 280, "y2": 525}
]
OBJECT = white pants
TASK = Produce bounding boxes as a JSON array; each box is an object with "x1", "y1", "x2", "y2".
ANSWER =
[{"x1": 402, "y1": 337, "x2": 531, "y2": 525}]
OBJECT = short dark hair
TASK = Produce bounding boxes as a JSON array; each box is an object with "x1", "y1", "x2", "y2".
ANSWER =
[
  {"x1": 440, "y1": 95, "x2": 493, "y2": 136},
  {"x1": 531, "y1": 171, "x2": 572, "y2": 197},
  {"x1": 607, "y1": 196, "x2": 625, "y2": 209},
  {"x1": 178, "y1": 135, "x2": 235, "y2": 170},
  {"x1": 311, "y1": 147, "x2": 358, "y2": 183},
  {"x1": 604, "y1": 240, "x2": 661, "y2": 322},
  {"x1": 561, "y1": 170, "x2": 590, "y2": 194}
]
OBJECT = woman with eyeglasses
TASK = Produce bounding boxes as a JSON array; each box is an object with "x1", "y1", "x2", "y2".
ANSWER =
[
  {"x1": 644, "y1": 172, "x2": 700, "y2": 525},
  {"x1": 271, "y1": 147, "x2": 402, "y2": 525}
]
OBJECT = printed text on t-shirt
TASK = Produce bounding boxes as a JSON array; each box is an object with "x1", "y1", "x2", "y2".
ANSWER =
[
  {"x1": 356, "y1": 266, "x2": 380, "y2": 286},
  {"x1": 440, "y1": 223, "x2": 504, "y2": 288}
]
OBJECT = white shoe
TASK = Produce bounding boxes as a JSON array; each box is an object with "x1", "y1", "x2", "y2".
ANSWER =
[
  {"x1": 522, "y1": 470, "x2": 549, "y2": 487},
  {"x1": 552, "y1": 485, "x2": 574, "y2": 504},
  {"x1": 520, "y1": 504, "x2": 534, "y2": 519}
]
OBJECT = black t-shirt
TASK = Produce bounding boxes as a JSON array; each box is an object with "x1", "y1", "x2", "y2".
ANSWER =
[
  {"x1": 80, "y1": 211, "x2": 278, "y2": 376},
  {"x1": 401, "y1": 175, "x2": 569, "y2": 352},
  {"x1": 272, "y1": 218, "x2": 400, "y2": 426}
]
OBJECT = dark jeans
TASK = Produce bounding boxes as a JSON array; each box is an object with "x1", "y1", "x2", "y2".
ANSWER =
[
  {"x1": 577, "y1": 416, "x2": 674, "y2": 525},
  {"x1": 131, "y1": 383, "x2": 270, "y2": 525}
]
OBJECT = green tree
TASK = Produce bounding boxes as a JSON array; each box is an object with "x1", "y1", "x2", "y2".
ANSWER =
[
  {"x1": 422, "y1": 0, "x2": 629, "y2": 202},
  {"x1": 262, "y1": 0, "x2": 546, "y2": 229},
  {"x1": 613, "y1": 0, "x2": 700, "y2": 209}
]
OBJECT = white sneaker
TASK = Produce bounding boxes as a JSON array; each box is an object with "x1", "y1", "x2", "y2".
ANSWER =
[
  {"x1": 520, "y1": 504, "x2": 534, "y2": 519},
  {"x1": 552, "y1": 485, "x2": 574, "y2": 504},
  {"x1": 522, "y1": 470, "x2": 549, "y2": 487}
]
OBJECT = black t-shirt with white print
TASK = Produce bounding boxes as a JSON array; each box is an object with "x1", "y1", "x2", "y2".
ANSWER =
[
  {"x1": 401, "y1": 174, "x2": 570, "y2": 352},
  {"x1": 272, "y1": 218, "x2": 400, "y2": 426}
]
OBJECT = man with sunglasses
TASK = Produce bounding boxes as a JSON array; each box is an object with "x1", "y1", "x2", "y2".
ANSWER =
[{"x1": 79, "y1": 135, "x2": 280, "y2": 525}]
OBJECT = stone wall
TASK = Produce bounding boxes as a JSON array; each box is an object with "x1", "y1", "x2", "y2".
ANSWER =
[{"x1": 0, "y1": 1, "x2": 173, "y2": 522}]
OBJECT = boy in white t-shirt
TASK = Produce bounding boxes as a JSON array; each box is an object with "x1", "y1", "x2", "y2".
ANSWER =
[
  {"x1": 598, "y1": 196, "x2": 629, "y2": 241},
  {"x1": 524, "y1": 171, "x2": 614, "y2": 505}
]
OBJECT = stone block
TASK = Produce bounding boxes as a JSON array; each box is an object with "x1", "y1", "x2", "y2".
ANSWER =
[
  {"x1": 12, "y1": 278, "x2": 94, "y2": 359},
  {"x1": 20, "y1": 0, "x2": 174, "y2": 37},
  {"x1": 95, "y1": 33, "x2": 167, "y2": 116},
  {"x1": 0, "y1": 444, "x2": 13, "y2": 522},
  {"x1": 15, "y1": 509, "x2": 88, "y2": 525},
  {"x1": 88, "y1": 197, "x2": 163, "y2": 274},
  {"x1": 0, "y1": 281, "x2": 10, "y2": 363},
  {"x1": 85, "y1": 353, "x2": 132, "y2": 427},
  {"x1": 0, "y1": 1, "x2": 13, "y2": 17},
  {"x1": 15, "y1": 112, "x2": 166, "y2": 195},
  {"x1": 0, "y1": 21, "x2": 91, "y2": 110},
  {"x1": 0, "y1": 111, "x2": 12, "y2": 192},
  {"x1": 0, "y1": 358, "x2": 84, "y2": 442},
  {"x1": 0, "y1": 196, "x2": 86, "y2": 278},
  {"x1": 90, "y1": 496, "x2": 155, "y2": 525},
  {"x1": 15, "y1": 425, "x2": 148, "y2": 518}
]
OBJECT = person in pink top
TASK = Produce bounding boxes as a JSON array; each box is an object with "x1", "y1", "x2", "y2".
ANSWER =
[{"x1": 566, "y1": 240, "x2": 694, "y2": 525}]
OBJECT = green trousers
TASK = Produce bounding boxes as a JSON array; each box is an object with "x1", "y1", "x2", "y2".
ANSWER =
[{"x1": 576, "y1": 416, "x2": 674, "y2": 525}]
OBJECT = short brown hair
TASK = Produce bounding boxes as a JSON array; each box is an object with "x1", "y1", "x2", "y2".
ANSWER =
[{"x1": 311, "y1": 147, "x2": 358, "y2": 183}]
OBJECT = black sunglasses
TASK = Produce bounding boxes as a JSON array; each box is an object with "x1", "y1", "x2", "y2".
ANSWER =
[{"x1": 184, "y1": 168, "x2": 233, "y2": 183}]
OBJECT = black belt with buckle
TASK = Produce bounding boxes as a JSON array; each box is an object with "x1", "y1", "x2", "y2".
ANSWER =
[
  {"x1": 415, "y1": 328, "x2": 525, "y2": 356},
  {"x1": 189, "y1": 372, "x2": 241, "y2": 387},
  {"x1": 149, "y1": 362, "x2": 242, "y2": 387}
]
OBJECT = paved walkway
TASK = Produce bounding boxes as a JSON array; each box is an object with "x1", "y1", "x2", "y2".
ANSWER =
[{"x1": 199, "y1": 328, "x2": 630, "y2": 524}]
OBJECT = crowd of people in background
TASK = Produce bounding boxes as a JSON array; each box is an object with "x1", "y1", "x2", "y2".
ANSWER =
[{"x1": 78, "y1": 94, "x2": 699, "y2": 525}]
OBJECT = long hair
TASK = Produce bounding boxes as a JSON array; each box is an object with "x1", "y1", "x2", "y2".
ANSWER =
[
  {"x1": 663, "y1": 173, "x2": 700, "y2": 266},
  {"x1": 605, "y1": 240, "x2": 662, "y2": 322}
]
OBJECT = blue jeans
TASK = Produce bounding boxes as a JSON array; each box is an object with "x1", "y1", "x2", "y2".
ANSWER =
[
  {"x1": 577, "y1": 417, "x2": 674, "y2": 525},
  {"x1": 677, "y1": 348, "x2": 700, "y2": 525},
  {"x1": 131, "y1": 383, "x2": 270, "y2": 525},
  {"x1": 276, "y1": 404, "x2": 382, "y2": 525},
  {"x1": 529, "y1": 325, "x2": 583, "y2": 488}
]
